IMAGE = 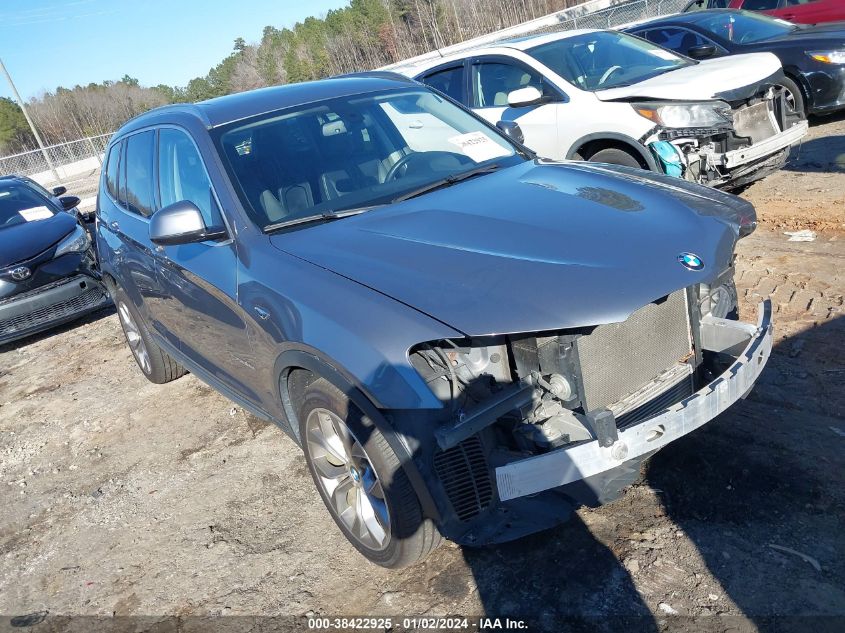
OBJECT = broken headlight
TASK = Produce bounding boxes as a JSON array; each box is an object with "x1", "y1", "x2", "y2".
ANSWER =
[
  {"x1": 409, "y1": 338, "x2": 511, "y2": 409},
  {"x1": 633, "y1": 101, "x2": 732, "y2": 128}
]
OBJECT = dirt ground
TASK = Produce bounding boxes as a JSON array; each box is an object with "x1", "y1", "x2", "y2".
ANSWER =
[{"x1": 1, "y1": 114, "x2": 843, "y2": 633}]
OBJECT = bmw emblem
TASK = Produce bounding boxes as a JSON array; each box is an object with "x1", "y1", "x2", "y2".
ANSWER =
[
  {"x1": 678, "y1": 252, "x2": 704, "y2": 271},
  {"x1": 10, "y1": 266, "x2": 31, "y2": 281}
]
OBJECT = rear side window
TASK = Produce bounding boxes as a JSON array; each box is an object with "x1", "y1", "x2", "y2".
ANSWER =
[
  {"x1": 158, "y1": 128, "x2": 221, "y2": 227},
  {"x1": 123, "y1": 131, "x2": 155, "y2": 217},
  {"x1": 742, "y1": 0, "x2": 781, "y2": 9},
  {"x1": 105, "y1": 142, "x2": 121, "y2": 199},
  {"x1": 421, "y1": 66, "x2": 466, "y2": 104}
]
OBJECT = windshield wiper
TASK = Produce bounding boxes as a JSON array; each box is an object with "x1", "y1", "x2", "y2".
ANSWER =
[
  {"x1": 391, "y1": 164, "x2": 501, "y2": 203},
  {"x1": 263, "y1": 205, "x2": 380, "y2": 233}
]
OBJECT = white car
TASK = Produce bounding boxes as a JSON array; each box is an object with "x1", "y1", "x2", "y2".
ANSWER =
[{"x1": 394, "y1": 29, "x2": 808, "y2": 189}]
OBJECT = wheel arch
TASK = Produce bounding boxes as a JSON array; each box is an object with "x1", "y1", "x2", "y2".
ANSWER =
[
  {"x1": 568, "y1": 132, "x2": 659, "y2": 171},
  {"x1": 780, "y1": 67, "x2": 812, "y2": 112},
  {"x1": 275, "y1": 347, "x2": 442, "y2": 523}
]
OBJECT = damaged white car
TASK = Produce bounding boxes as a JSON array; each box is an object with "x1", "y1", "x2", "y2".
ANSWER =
[{"x1": 398, "y1": 29, "x2": 808, "y2": 189}]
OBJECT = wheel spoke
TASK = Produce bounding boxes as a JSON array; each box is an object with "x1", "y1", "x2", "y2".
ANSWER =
[
  {"x1": 304, "y1": 407, "x2": 391, "y2": 551},
  {"x1": 307, "y1": 426, "x2": 347, "y2": 466},
  {"x1": 357, "y1": 485, "x2": 388, "y2": 546}
]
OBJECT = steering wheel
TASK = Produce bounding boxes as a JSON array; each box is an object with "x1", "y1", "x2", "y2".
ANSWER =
[
  {"x1": 598, "y1": 65, "x2": 623, "y2": 87},
  {"x1": 384, "y1": 153, "x2": 429, "y2": 182}
]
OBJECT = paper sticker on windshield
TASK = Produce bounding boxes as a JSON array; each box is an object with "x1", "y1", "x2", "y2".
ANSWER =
[
  {"x1": 649, "y1": 49, "x2": 680, "y2": 61},
  {"x1": 448, "y1": 131, "x2": 510, "y2": 163},
  {"x1": 18, "y1": 206, "x2": 54, "y2": 222}
]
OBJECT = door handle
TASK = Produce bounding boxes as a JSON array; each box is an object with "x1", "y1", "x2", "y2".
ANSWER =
[
  {"x1": 109, "y1": 221, "x2": 120, "y2": 231},
  {"x1": 253, "y1": 306, "x2": 270, "y2": 321}
]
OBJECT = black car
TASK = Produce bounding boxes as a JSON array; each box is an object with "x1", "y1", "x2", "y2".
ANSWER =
[
  {"x1": 624, "y1": 9, "x2": 845, "y2": 117},
  {"x1": 0, "y1": 175, "x2": 109, "y2": 345}
]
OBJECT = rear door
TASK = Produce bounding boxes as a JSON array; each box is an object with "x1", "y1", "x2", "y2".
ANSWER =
[
  {"x1": 772, "y1": 0, "x2": 845, "y2": 23},
  {"x1": 469, "y1": 56, "x2": 562, "y2": 159},
  {"x1": 97, "y1": 131, "x2": 165, "y2": 322},
  {"x1": 151, "y1": 126, "x2": 260, "y2": 404}
]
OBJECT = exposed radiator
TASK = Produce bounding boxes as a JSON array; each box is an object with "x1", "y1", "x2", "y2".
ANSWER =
[{"x1": 575, "y1": 289, "x2": 693, "y2": 412}]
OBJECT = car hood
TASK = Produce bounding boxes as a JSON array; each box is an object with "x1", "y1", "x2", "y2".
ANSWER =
[
  {"x1": 594, "y1": 52, "x2": 782, "y2": 101},
  {"x1": 762, "y1": 22, "x2": 845, "y2": 44},
  {"x1": 270, "y1": 162, "x2": 748, "y2": 336},
  {"x1": 0, "y1": 210, "x2": 76, "y2": 268}
]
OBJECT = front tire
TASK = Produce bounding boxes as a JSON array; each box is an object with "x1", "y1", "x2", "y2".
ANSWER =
[
  {"x1": 778, "y1": 76, "x2": 806, "y2": 120},
  {"x1": 298, "y1": 378, "x2": 441, "y2": 568},
  {"x1": 587, "y1": 147, "x2": 643, "y2": 169},
  {"x1": 112, "y1": 287, "x2": 187, "y2": 384}
]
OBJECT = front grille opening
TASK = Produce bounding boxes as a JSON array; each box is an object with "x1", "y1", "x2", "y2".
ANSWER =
[
  {"x1": 616, "y1": 374, "x2": 694, "y2": 429},
  {"x1": 0, "y1": 287, "x2": 107, "y2": 337},
  {"x1": 433, "y1": 436, "x2": 493, "y2": 522}
]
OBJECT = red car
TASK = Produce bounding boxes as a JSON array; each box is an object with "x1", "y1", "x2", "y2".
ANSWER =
[{"x1": 683, "y1": 0, "x2": 845, "y2": 24}]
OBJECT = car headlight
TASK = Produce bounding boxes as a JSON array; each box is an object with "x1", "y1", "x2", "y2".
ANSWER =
[
  {"x1": 632, "y1": 101, "x2": 732, "y2": 128},
  {"x1": 807, "y1": 50, "x2": 845, "y2": 65},
  {"x1": 54, "y1": 225, "x2": 90, "y2": 258}
]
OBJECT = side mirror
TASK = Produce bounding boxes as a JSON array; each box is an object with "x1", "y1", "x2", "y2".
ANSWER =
[
  {"x1": 59, "y1": 195, "x2": 80, "y2": 210},
  {"x1": 687, "y1": 44, "x2": 716, "y2": 59},
  {"x1": 507, "y1": 86, "x2": 544, "y2": 108},
  {"x1": 52, "y1": 186, "x2": 67, "y2": 196},
  {"x1": 149, "y1": 200, "x2": 227, "y2": 246},
  {"x1": 496, "y1": 120, "x2": 525, "y2": 145}
]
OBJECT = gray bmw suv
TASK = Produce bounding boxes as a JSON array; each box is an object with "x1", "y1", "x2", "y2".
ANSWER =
[{"x1": 97, "y1": 73, "x2": 772, "y2": 568}]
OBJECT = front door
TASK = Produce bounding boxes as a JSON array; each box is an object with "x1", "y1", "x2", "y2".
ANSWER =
[
  {"x1": 151, "y1": 127, "x2": 260, "y2": 405},
  {"x1": 469, "y1": 58, "x2": 561, "y2": 159}
]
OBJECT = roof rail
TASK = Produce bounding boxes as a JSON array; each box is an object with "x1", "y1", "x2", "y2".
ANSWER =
[{"x1": 330, "y1": 70, "x2": 417, "y2": 83}]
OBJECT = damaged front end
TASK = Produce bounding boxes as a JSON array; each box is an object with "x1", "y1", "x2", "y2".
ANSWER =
[
  {"x1": 408, "y1": 274, "x2": 771, "y2": 545},
  {"x1": 635, "y1": 80, "x2": 807, "y2": 189}
]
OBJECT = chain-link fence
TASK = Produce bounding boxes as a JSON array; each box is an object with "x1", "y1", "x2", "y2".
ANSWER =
[
  {"x1": 0, "y1": 133, "x2": 111, "y2": 178},
  {"x1": 525, "y1": 0, "x2": 688, "y2": 34},
  {"x1": 384, "y1": 0, "x2": 689, "y2": 72},
  {"x1": 0, "y1": 133, "x2": 112, "y2": 209}
]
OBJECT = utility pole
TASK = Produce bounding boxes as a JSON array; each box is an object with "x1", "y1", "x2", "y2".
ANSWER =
[{"x1": 0, "y1": 56, "x2": 60, "y2": 184}]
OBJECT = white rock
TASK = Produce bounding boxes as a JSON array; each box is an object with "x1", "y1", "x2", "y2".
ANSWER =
[{"x1": 658, "y1": 602, "x2": 679, "y2": 615}]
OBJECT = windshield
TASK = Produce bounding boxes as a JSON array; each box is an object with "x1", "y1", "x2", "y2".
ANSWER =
[
  {"x1": 693, "y1": 11, "x2": 797, "y2": 44},
  {"x1": 0, "y1": 182, "x2": 57, "y2": 230},
  {"x1": 214, "y1": 88, "x2": 524, "y2": 231},
  {"x1": 526, "y1": 31, "x2": 692, "y2": 91}
]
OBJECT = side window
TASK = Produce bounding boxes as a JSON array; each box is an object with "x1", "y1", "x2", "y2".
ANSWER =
[
  {"x1": 644, "y1": 28, "x2": 708, "y2": 54},
  {"x1": 158, "y1": 128, "x2": 221, "y2": 227},
  {"x1": 472, "y1": 61, "x2": 544, "y2": 108},
  {"x1": 420, "y1": 65, "x2": 466, "y2": 104},
  {"x1": 123, "y1": 131, "x2": 155, "y2": 217},
  {"x1": 742, "y1": 0, "x2": 782, "y2": 9},
  {"x1": 105, "y1": 142, "x2": 121, "y2": 199}
]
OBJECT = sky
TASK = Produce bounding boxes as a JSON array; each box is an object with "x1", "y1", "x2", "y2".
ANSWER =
[{"x1": 0, "y1": 0, "x2": 349, "y2": 101}]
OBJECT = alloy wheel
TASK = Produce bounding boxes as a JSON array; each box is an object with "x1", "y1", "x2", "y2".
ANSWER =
[
  {"x1": 118, "y1": 301, "x2": 151, "y2": 375},
  {"x1": 305, "y1": 407, "x2": 391, "y2": 551}
]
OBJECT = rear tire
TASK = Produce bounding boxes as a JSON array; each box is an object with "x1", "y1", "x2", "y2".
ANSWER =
[
  {"x1": 112, "y1": 287, "x2": 187, "y2": 384},
  {"x1": 587, "y1": 147, "x2": 643, "y2": 169},
  {"x1": 298, "y1": 378, "x2": 441, "y2": 568}
]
